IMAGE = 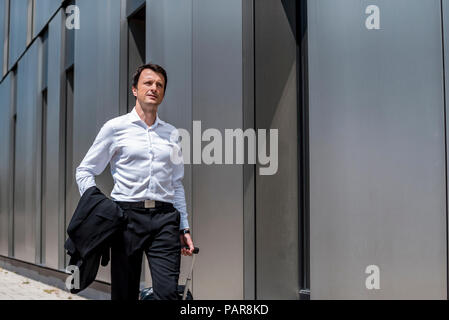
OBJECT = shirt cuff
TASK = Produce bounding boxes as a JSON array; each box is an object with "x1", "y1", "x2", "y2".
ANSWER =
[
  {"x1": 180, "y1": 212, "x2": 190, "y2": 230},
  {"x1": 77, "y1": 177, "x2": 97, "y2": 196}
]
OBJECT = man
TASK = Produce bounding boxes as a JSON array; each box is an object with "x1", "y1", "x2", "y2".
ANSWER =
[{"x1": 75, "y1": 63, "x2": 194, "y2": 300}]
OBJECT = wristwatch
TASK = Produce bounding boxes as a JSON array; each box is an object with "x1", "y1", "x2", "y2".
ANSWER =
[{"x1": 180, "y1": 228, "x2": 190, "y2": 235}]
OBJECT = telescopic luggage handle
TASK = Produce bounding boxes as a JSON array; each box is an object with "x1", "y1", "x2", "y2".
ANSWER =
[{"x1": 182, "y1": 246, "x2": 199, "y2": 300}]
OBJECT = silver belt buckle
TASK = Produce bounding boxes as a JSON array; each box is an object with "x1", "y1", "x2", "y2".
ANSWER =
[{"x1": 144, "y1": 200, "x2": 155, "y2": 208}]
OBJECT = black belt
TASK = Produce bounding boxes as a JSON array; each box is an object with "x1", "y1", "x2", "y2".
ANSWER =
[{"x1": 115, "y1": 200, "x2": 174, "y2": 210}]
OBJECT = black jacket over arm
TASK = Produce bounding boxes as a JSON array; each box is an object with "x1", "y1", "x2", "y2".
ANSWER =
[{"x1": 64, "y1": 186, "x2": 127, "y2": 294}]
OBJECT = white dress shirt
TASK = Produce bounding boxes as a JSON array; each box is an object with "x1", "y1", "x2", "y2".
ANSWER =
[{"x1": 75, "y1": 107, "x2": 189, "y2": 230}]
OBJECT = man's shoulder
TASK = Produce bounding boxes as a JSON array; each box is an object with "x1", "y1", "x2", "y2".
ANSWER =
[{"x1": 102, "y1": 113, "x2": 131, "y2": 130}]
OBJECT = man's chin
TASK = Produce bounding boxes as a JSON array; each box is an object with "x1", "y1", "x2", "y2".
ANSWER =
[{"x1": 139, "y1": 100, "x2": 160, "y2": 108}]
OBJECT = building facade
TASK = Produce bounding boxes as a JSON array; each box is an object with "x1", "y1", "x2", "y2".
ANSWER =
[{"x1": 0, "y1": 0, "x2": 448, "y2": 299}]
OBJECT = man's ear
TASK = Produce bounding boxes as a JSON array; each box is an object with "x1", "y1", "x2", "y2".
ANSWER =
[{"x1": 132, "y1": 86, "x2": 138, "y2": 97}]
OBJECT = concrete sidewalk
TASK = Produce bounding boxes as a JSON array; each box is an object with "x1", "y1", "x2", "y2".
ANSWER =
[{"x1": 0, "y1": 266, "x2": 87, "y2": 300}]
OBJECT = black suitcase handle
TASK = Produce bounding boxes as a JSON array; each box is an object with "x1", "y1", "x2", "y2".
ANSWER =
[{"x1": 184, "y1": 246, "x2": 199, "y2": 254}]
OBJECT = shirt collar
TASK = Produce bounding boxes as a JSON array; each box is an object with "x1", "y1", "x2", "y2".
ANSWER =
[{"x1": 129, "y1": 107, "x2": 164, "y2": 129}]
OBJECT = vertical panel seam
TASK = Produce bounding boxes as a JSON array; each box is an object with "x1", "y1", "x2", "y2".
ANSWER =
[
  {"x1": 253, "y1": 0, "x2": 257, "y2": 300},
  {"x1": 440, "y1": 0, "x2": 449, "y2": 300}
]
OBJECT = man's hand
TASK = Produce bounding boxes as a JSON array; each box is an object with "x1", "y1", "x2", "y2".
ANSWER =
[{"x1": 180, "y1": 232, "x2": 194, "y2": 256}]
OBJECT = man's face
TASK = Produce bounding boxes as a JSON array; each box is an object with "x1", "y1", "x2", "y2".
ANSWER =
[{"x1": 132, "y1": 69, "x2": 165, "y2": 107}]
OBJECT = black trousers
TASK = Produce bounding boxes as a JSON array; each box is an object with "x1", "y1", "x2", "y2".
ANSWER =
[{"x1": 110, "y1": 203, "x2": 181, "y2": 300}]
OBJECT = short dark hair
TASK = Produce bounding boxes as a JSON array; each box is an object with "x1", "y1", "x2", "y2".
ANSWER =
[{"x1": 132, "y1": 63, "x2": 168, "y2": 91}]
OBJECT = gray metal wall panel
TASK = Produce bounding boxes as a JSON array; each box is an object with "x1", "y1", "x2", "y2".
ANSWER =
[
  {"x1": 254, "y1": 0, "x2": 299, "y2": 299},
  {"x1": 1, "y1": 0, "x2": 9, "y2": 77},
  {"x1": 442, "y1": 0, "x2": 449, "y2": 298},
  {"x1": 0, "y1": 74, "x2": 12, "y2": 256},
  {"x1": 8, "y1": 0, "x2": 28, "y2": 69},
  {"x1": 193, "y1": 0, "x2": 244, "y2": 299},
  {"x1": 43, "y1": 9, "x2": 64, "y2": 269},
  {"x1": 242, "y1": 0, "x2": 255, "y2": 300},
  {"x1": 146, "y1": 0, "x2": 245, "y2": 299},
  {"x1": 70, "y1": 0, "x2": 121, "y2": 281},
  {"x1": 33, "y1": 0, "x2": 61, "y2": 38},
  {"x1": 308, "y1": 0, "x2": 447, "y2": 299},
  {"x1": 64, "y1": 5, "x2": 74, "y2": 70},
  {"x1": 0, "y1": 0, "x2": 6, "y2": 76},
  {"x1": 14, "y1": 39, "x2": 41, "y2": 263}
]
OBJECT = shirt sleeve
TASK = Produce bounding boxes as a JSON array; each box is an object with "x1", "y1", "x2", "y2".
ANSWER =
[
  {"x1": 75, "y1": 121, "x2": 117, "y2": 196},
  {"x1": 171, "y1": 129, "x2": 190, "y2": 230}
]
